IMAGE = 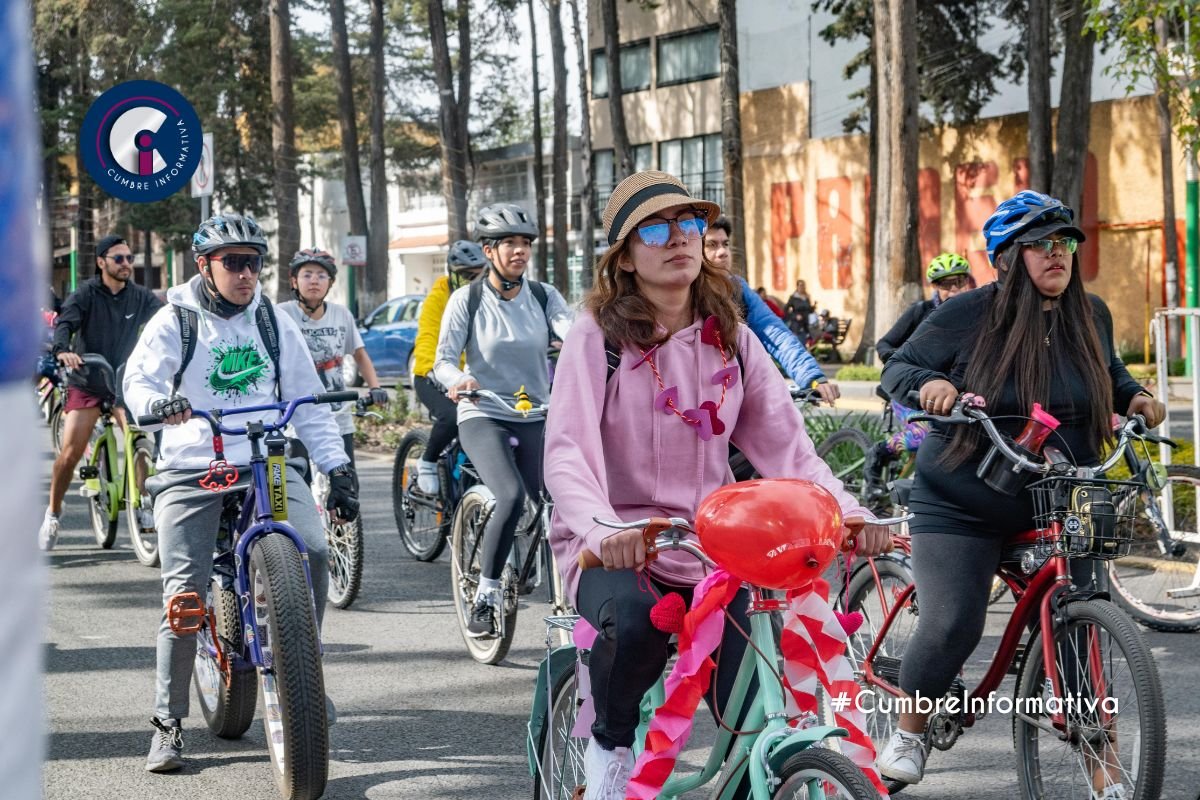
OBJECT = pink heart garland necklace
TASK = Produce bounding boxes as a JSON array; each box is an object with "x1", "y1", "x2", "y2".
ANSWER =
[{"x1": 640, "y1": 316, "x2": 738, "y2": 442}]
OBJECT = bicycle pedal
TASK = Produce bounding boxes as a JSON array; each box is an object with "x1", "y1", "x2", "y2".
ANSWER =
[
  {"x1": 78, "y1": 465, "x2": 99, "y2": 480},
  {"x1": 166, "y1": 591, "x2": 207, "y2": 635}
]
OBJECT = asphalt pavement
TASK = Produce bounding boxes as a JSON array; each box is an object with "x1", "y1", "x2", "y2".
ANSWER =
[{"x1": 41, "y1": 439, "x2": 1200, "y2": 799}]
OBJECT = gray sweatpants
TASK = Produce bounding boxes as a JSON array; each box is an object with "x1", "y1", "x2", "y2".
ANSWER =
[{"x1": 149, "y1": 464, "x2": 328, "y2": 720}]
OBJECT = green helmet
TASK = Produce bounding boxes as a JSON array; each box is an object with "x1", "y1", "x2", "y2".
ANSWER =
[{"x1": 926, "y1": 252, "x2": 971, "y2": 283}]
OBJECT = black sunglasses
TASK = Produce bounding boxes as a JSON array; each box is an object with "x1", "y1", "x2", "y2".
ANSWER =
[
  {"x1": 210, "y1": 253, "x2": 264, "y2": 274},
  {"x1": 107, "y1": 254, "x2": 135, "y2": 265}
]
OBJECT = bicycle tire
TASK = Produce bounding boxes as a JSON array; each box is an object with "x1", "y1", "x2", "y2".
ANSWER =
[
  {"x1": 326, "y1": 514, "x2": 364, "y2": 609},
  {"x1": 772, "y1": 747, "x2": 882, "y2": 799},
  {"x1": 816, "y1": 428, "x2": 873, "y2": 507},
  {"x1": 250, "y1": 533, "x2": 328, "y2": 800},
  {"x1": 843, "y1": 556, "x2": 916, "y2": 796},
  {"x1": 532, "y1": 663, "x2": 588, "y2": 800},
  {"x1": 125, "y1": 437, "x2": 159, "y2": 567},
  {"x1": 49, "y1": 401, "x2": 65, "y2": 456},
  {"x1": 88, "y1": 438, "x2": 118, "y2": 549},
  {"x1": 450, "y1": 491, "x2": 518, "y2": 665},
  {"x1": 1109, "y1": 463, "x2": 1200, "y2": 632},
  {"x1": 988, "y1": 576, "x2": 1010, "y2": 606},
  {"x1": 1013, "y1": 598, "x2": 1165, "y2": 800},
  {"x1": 393, "y1": 429, "x2": 449, "y2": 561},
  {"x1": 194, "y1": 580, "x2": 257, "y2": 738}
]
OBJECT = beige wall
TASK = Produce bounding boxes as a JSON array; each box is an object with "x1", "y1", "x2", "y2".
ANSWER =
[{"x1": 744, "y1": 92, "x2": 1188, "y2": 359}]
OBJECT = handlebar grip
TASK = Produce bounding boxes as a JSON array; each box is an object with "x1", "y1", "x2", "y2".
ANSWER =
[
  {"x1": 578, "y1": 551, "x2": 604, "y2": 570},
  {"x1": 315, "y1": 391, "x2": 360, "y2": 405},
  {"x1": 137, "y1": 414, "x2": 163, "y2": 427}
]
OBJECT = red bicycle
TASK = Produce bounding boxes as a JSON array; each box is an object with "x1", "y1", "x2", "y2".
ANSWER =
[{"x1": 848, "y1": 394, "x2": 1166, "y2": 800}]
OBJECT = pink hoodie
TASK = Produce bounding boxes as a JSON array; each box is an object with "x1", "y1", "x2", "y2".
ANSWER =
[{"x1": 545, "y1": 311, "x2": 871, "y2": 604}]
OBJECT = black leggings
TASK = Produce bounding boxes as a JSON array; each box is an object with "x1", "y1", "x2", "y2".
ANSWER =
[
  {"x1": 457, "y1": 416, "x2": 544, "y2": 581},
  {"x1": 576, "y1": 567, "x2": 753, "y2": 750},
  {"x1": 899, "y1": 531, "x2": 1105, "y2": 701},
  {"x1": 414, "y1": 375, "x2": 458, "y2": 462}
]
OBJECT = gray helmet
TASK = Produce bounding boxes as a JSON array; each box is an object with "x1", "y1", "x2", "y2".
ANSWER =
[
  {"x1": 192, "y1": 214, "x2": 268, "y2": 256},
  {"x1": 289, "y1": 248, "x2": 337, "y2": 279},
  {"x1": 447, "y1": 240, "x2": 487, "y2": 274},
  {"x1": 474, "y1": 203, "x2": 538, "y2": 243}
]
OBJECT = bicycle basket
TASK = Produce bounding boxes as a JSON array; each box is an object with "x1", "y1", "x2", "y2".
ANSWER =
[{"x1": 1029, "y1": 476, "x2": 1138, "y2": 559}]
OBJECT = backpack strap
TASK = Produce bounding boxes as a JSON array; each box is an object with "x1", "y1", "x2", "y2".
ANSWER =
[
  {"x1": 172, "y1": 304, "x2": 198, "y2": 396},
  {"x1": 254, "y1": 295, "x2": 283, "y2": 399},
  {"x1": 464, "y1": 276, "x2": 559, "y2": 349}
]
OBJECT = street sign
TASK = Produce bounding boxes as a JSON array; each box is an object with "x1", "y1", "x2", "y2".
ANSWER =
[
  {"x1": 190, "y1": 132, "x2": 213, "y2": 198},
  {"x1": 343, "y1": 235, "x2": 367, "y2": 266}
]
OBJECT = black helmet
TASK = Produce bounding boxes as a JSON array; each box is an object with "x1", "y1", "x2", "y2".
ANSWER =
[
  {"x1": 289, "y1": 248, "x2": 337, "y2": 279},
  {"x1": 192, "y1": 213, "x2": 268, "y2": 256},
  {"x1": 447, "y1": 240, "x2": 487, "y2": 274},
  {"x1": 474, "y1": 203, "x2": 538, "y2": 243}
]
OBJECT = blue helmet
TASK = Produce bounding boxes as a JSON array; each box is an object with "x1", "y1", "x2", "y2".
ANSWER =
[{"x1": 982, "y1": 191, "x2": 1085, "y2": 264}]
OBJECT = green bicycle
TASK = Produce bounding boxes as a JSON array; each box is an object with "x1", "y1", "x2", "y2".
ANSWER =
[
  {"x1": 76, "y1": 354, "x2": 159, "y2": 566},
  {"x1": 528, "y1": 515, "x2": 907, "y2": 800}
]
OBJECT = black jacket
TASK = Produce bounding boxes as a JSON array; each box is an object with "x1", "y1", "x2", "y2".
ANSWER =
[
  {"x1": 53, "y1": 276, "x2": 162, "y2": 391},
  {"x1": 875, "y1": 298, "x2": 936, "y2": 363}
]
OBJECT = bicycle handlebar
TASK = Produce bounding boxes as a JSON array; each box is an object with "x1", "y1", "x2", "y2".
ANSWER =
[
  {"x1": 460, "y1": 388, "x2": 548, "y2": 419},
  {"x1": 136, "y1": 390, "x2": 359, "y2": 434}
]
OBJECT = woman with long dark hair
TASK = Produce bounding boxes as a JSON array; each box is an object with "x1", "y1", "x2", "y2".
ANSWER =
[{"x1": 877, "y1": 190, "x2": 1164, "y2": 791}]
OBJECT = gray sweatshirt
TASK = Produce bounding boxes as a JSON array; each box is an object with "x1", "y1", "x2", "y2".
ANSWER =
[{"x1": 433, "y1": 278, "x2": 573, "y2": 424}]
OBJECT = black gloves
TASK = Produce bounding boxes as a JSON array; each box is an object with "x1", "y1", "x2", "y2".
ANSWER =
[
  {"x1": 151, "y1": 396, "x2": 192, "y2": 420},
  {"x1": 327, "y1": 464, "x2": 359, "y2": 521},
  {"x1": 367, "y1": 387, "x2": 389, "y2": 407}
]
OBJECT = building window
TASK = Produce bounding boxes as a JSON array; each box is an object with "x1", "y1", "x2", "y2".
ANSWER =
[
  {"x1": 591, "y1": 41, "x2": 651, "y2": 98},
  {"x1": 593, "y1": 144, "x2": 655, "y2": 219},
  {"x1": 474, "y1": 161, "x2": 529, "y2": 207},
  {"x1": 659, "y1": 134, "x2": 723, "y2": 205},
  {"x1": 656, "y1": 26, "x2": 720, "y2": 87}
]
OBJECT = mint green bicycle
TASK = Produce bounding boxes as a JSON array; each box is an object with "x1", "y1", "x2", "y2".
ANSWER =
[
  {"x1": 77, "y1": 354, "x2": 159, "y2": 566},
  {"x1": 528, "y1": 517, "x2": 904, "y2": 800}
]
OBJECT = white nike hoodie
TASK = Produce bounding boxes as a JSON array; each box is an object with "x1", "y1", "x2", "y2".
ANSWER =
[{"x1": 123, "y1": 275, "x2": 350, "y2": 473}]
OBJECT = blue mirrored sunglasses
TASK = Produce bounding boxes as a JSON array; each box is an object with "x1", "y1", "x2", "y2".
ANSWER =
[
  {"x1": 211, "y1": 253, "x2": 264, "y2": 274},
  {"x1": 635, "y1": 212, "x2": 708, "y2": 247}
]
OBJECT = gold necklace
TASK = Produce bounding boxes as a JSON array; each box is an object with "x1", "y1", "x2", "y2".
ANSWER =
[{"x1": 1044, "y1": 309, "x2": 1057, "y2": 347}]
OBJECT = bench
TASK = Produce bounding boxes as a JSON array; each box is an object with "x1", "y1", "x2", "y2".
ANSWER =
[{"x1": 807, "y1": 318, "x2": 852, "y2": 363}]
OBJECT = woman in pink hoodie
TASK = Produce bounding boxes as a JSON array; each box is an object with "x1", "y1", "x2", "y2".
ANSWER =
[{"x1": 544, "y1": 171, "x2": 890, "y2": 800}]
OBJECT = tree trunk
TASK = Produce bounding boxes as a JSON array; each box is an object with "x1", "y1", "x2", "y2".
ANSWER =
[
  {"x1": 854, "y1": 57, "x2": 880, "y2": 363},
  {"x1": 718, "y1": 0, "x2": 747, "y2": 279},
  {"x1": 870, "y1": 0, "x2": 920, "y2": 345},
  {"x1": 428, "y1": 0, "x2": 472, "y2": 241},
  {"x1": 1050, "y1": 0, "x2": 1094, "y2": 214},
  {"x1": 549, "y1": 0, "x2": 570, "y2": 295},
  {"x1": 528, "y1": 0, "x2": 548, "y2": 283},
  {"x1": 568, "y1": 0, "x2": 595, "y2": 290},
  {"x1": 330, "y1": 0, "x2": 369, "y2": 246},
  {"x1": 364, "y1": 0, "x2": 389, "y2": 314},
  {"x1": 600, "y1": 0, "x2": 633, "y2": 179},
  {"x1": 269, "y1": 0, "x2": 301, "y2": 300},
  {"x1": 1027, "y1": 0, "x2": 1053, "y2": 191},
  {"x1": 1156, "y1": 16, "x2": 1181, "y2": 359}
]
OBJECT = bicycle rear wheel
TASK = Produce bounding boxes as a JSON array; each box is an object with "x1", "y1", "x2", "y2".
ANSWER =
[
  {"x1": 772, "y1": 747, "x2": 881, "y2": 799},
  {"x1": 250, "y1": 533, "x2": 328, "y2": 800},
  {"x1": 1013, "y1": 598, "x2": 1165, "y2": 800},
  {"x1": 88, "y1": 438, "x2": 118, "y2": 549},
  {"x1": 393, "y1": 429, "x2": 449, "y2": 561},
  {"x1": 816, "y1": 429, "x2": 873, "y2": 507},
  {"x1": 194, "y1": 579, "x2": 257, "y2": 738},
  {"x1": 450, "y1": 491, "x2": 518, "y2": 665},
  {"x1": 532, "y1": 664, "x2": 588, "y2": 800},
  {"x1": 1109, "y1": 464, "x2": 1200, "y2": 631},
  {"x1": 125, "y1": 436, "x2": 159, "y2": 567},
  {"x1": 315, "y1": 468, "x2": 364, "y2": 609}
]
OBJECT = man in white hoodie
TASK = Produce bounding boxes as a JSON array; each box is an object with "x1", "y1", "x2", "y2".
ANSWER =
[{"x1": 123, "y1": 214, "x2": 358, "y2": 773}]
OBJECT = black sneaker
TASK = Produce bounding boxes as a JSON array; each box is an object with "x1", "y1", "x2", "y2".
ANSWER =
[
  {"x1": 145, "y1": 717, "x2": 184, "y2": 773},
  {"x1": 863, "y1": 442, "x2": 893, "y2": 494},
  {"x1": 466, "y1": 599, "x2": 498, "y2": 639}
]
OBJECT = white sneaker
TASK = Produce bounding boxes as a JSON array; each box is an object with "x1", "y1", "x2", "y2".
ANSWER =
[
  {"x1": 39, "y1": 509, "x2": 60, "y2": 551},
  {"x1": 583, "y1": 739, "x2": 634, "y2": 800},
  {"x1": 416, "y1": 460, "x2": 440, "y2": 494},
  {"x1": 1093, "y1": 784, "x2": 1127, "y2": 800},
  {"x1": 876, "y1": 729, "x2": 927, "y2": 784},
  {"x1": 136, "y1": 498, "x2": 155, "y2": 531}
]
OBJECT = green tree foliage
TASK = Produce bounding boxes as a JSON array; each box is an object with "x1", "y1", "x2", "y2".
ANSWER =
[{"x1": 813, "y1": 0, "x2": 1026, "y2": 132}]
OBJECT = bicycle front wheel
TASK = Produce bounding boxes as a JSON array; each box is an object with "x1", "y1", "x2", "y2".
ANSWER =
[
  {"x1": 816, "y1": 428, "x2": 873, "y2": 507},
  {"x1": 1109, "y1": 464, "x2": 1200, "y2": 631},
  {"x1": 250, "y1": 533, "x2": 328, "y2": 800},
  {"x1": 532, "y1": 664, "x2": 589, "y2": 800},
  {"x1": 393, "y1": 429, "x2": 449, "y2": 561},
  {"x1": 1013, "y1": 598, "x2": 1165, "y2": 800},
  {"x1": 450, "y1": 491, "x2": 517, "y2": 665},
  {"x1": 326, "y1": 514, "x2": 364, "y2": 609},
  {"x1": 772, "y1": 747, "x2": 881, "y2": 799},
  {"x1": 49, "y1": 400, "x2": 65, "y2": 456},
  {"x1": 125, "y1": 436, "x2": 159, "y2": 567},
  {"x1": 88, "y1": 439, "x2": 118, "y2": 549}
]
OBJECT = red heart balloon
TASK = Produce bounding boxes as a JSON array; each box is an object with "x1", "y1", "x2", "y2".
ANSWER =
[{"x1": 695, "y1": 479, "x2": 844, "y2": 590}]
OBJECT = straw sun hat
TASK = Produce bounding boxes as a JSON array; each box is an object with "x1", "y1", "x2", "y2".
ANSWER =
[{"x1": 601, "y1": 171, "x2": 721, "y2": 245}]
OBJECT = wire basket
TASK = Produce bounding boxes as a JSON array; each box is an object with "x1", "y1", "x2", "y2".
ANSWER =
[{"x1": 1028, "y1": 475, "x2": 1139, "y2": 560}]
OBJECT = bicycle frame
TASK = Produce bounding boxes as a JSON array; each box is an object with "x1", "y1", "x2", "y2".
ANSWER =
[{"x1": 85, "y1": 407, "x2": 149, "y2": 521}]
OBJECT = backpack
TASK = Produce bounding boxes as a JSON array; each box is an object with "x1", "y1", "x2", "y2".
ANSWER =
[
  {"x1": 172, "y1": 297, "x2": 283, "y2": 398},
  {"x1": 464, "y1": 277, "x2": 559, "y2": 350}
]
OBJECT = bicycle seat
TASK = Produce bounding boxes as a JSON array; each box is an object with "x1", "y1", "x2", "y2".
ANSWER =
[
  {"x1": 875, "y1": 384, "x2": 890, "y2": 401},
  {"x1": 890, "y1": 478, "x2": 913, "y2": 507}
]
